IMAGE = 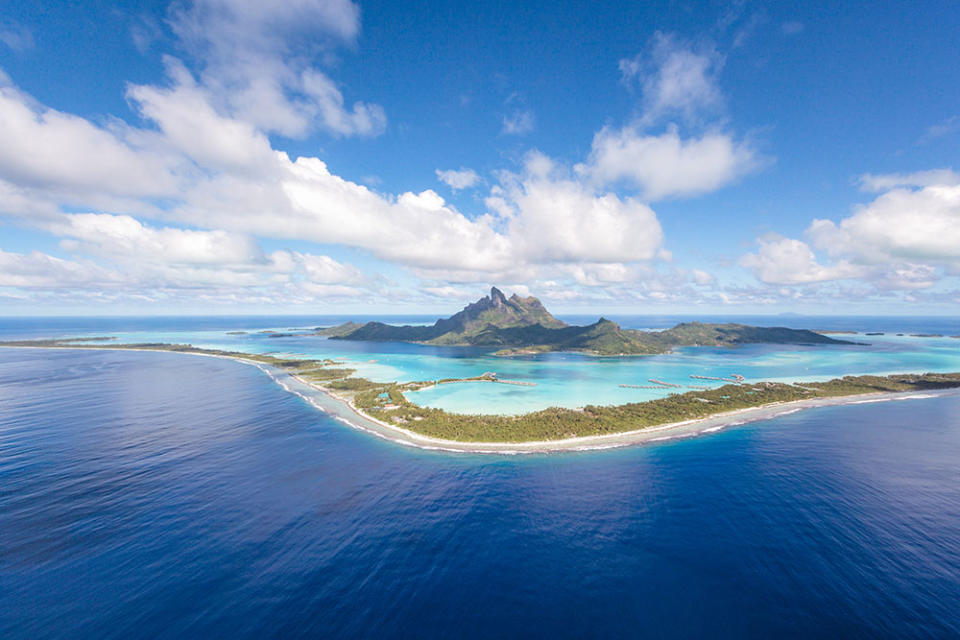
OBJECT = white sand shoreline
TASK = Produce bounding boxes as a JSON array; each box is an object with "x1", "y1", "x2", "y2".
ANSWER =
[{"x1": 4, "y1": 344, "x2": 957, "y2": 455}]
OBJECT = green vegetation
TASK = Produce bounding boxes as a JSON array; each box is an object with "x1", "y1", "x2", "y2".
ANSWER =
[
  {"x1": 339, "y1": 372, "x2": 960, "y2": 442},
  {"x1": 652, "y1": 322, "x2": 850, "y2": 347},
  {"x1": 4, "y1": 337, "x2": 955, "y2": 444},
  {"x1": 326, "y1": 377, "x2": 394, "y2": 392},
  {"x1": 316, "y1": 288, "x2": 855, "y2": 355},
  {"x1": 299, "y1": 367, "x2": 357, "y2": 381}
]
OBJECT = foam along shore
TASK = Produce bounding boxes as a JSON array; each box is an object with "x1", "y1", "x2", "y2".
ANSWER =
[{"x1": 2, "y1": 342, "x2": 959, "y2": 454}]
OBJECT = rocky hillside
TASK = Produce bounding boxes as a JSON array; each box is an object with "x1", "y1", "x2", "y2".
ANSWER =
[{"x1": 317, "y1": 289, "x2": 856, "y2": 355}]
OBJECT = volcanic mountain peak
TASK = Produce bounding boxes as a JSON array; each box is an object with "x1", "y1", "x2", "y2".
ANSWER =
[{"x1": 317, "y1": 288, "x2": 856, "y2": 355}]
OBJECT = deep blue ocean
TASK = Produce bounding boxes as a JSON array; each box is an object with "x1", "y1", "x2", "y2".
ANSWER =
[{"x1": 2, "y1": 316, "x2": 960, "y2": 637}]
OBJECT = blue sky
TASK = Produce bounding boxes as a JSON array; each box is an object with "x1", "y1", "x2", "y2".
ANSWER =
[{"x1": 1, "y1": 0, "x2": 959, "y2": 315}]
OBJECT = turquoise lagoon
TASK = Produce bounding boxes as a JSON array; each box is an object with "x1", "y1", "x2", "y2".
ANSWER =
[{"x1": 35, "y1": 316, "x2": 960, "y2": 416}]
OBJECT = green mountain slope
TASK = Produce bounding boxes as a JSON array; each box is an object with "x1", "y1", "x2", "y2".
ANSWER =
[
  {"x1": 653, "y1": 322, "x2": 848, "y2": 347},
  {"x1": 317, "y1": 289, "x2": 856, "y2": 355},
  {"x1": 319, "y1": 287, "x2": 568, "y2": 344}
]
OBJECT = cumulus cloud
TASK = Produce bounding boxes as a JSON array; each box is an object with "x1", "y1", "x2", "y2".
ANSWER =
[
  {"x1": 498, "y1": 151, "x2": 663, "y2": 264},
  {"x1": 811, "y1": 179, "x2": 960, "y2": 264},
  {"x1": 0, "y1": 18, "x2": 704, "y2": 307},
  {"x1": 561, "y1": 263, "x2": 637, "y2": 286},
  {"x1": 48, "y1": 213, "x2": 264, "y2": 265},
  {"x1": 619, "y1": 33, "x2": 724, "y2": 124},
  {"x1": 436, "y1": 167, "x2": 480, "y2": 191},
  {"x1": 0, "y1": 240, "x2": 372, "y2": 303},
  {"x1": 0, "y1": 65, "x2": 673, "y2": 302},
  {"x1": 219, "y1": 155, "x2": 515, "y2": 271},
  {"x1": 168, "y1": 0, "x2": 385, "y2": 138},
  {"x1": 576, "y1": 125, "x2": 759, "y2": 199},
  {"x1": 292, "y1": 251, "x2": 368, "y2": 285},
  {"x1": 740, "y1": 235, "x2": 864, "y2": 285},
  {"x1": 602, "y1": 34, "x2": 763, "y2": 200},
  {"x1": 0, "y1": 249, "x2": 119, "y2": 288},
  {"x1": 0, "y1": 77, "x2": 179, "y2": 200},
  {"x1": 742, "y1": 170, "x2": 960, "y2": 291},
  {"x1": 0, "y1": 72, "x2": 506, "y2": 274},
  {"x1": 127, "y1": 59, "x2": 277, "y2": 172}
]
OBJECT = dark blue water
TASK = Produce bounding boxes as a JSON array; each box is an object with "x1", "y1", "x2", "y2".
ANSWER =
[{"x1": 2, "y1": 346, "x2": 959, "y2": 638}]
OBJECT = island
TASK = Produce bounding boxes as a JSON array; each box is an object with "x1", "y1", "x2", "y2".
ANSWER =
[
  {"x1": 317, "y1": 287, "x2": 854, "y2": 355},
  {"x1": 3, "y1": 301, "x2": 959, "y2": 452}
]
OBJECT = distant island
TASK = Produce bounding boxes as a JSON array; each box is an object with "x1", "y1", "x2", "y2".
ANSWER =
[
  {"x1": 1, "y1": 288, "x2": 945, "y2": 452},
  {"x1": 318, "y1": 287, "x2": 852, "y2": 355},
  {"x1": 1, "y1": 338, "x2": 958, "y2": 452}
]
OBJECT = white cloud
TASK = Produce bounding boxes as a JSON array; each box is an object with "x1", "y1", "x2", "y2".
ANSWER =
[
  {"x1": 0, "y1": 249, "x2": 118, "y2": 288},
  {"x1": 300, "y1": 70, "x2": 387, "y2": 137},
  {"x1": 740, "y1": 235, "x2": 864, "y2": 285},
  {"x1": 0, "y1": 77, "x2": 179, "y2": 199},
  {"x1": 742, "y1": 171, "x2": 960, "y2": 291},
  {"x1": 171, "y1": 0, "x2": 361, "y2": 47},
  {"x1": 127, "y1": 59, "x2": 277, "y2": 172},
  {"x1": 811, "y1": 180, "x2": 960, "y2": 264},
  {"x1": 0, "y1": 70, "x2": 671, "y2": 297},
  {"x1": 170, "y1": 146, "x2": 664, "y2": 274},
  {"x1": 0, "y1": 240, "x2": 373, "y2": 304},
  {"x1": 0, "y1": 72, "x2": 510, "y2": 274},
  {"x1": 499, "y1": 151, "x2": 664, "y2": 264},
  {"x1": 168, "y1": 0, "x2": 384, "y2": 138},
  {"x1": 562, "y1": 263, "x2": 637, "y2": 286},
  {"x1": 436, "y1": 167, "x2": 480, "y2": 191},
  {"x1": 601, "y1": 34, "x2": 762, "y2": 200},
  {"x1": 247, "y1": 156, "x2": 514, "y2": 271},
  {"x1": 858, "y1": 169, "x2": 960, "y2": 192},
  {"x1": 619, "y1": 33, "x2": 724, "y2": 124},
  {"x1": 0, "y1": 179, "x2": 60, "y2": 217},
  {"x1": 691, "y1": 269, "x2": 714, "y2": 285},
  {"x1": 49, "y1": 213, "x2": 264, "y2": 265},
  {"x1": 576, "y1": 125, "x2": 759, "y2": 199},
  {"x1": 502, "y1": 109, "x2": 535, "y2": 135},
  {"x1": 0, "y1": 46, "x2": 681, "y2": 305},
  {"x1": 292, "y1": 252, "x2": 367, "y2": 284},
  {"x1": 872, "y1": 263, "x2": 938, "y2": 290},
  {"x1": 421, "y1": 285, "x2": 477, "y2": 299}
]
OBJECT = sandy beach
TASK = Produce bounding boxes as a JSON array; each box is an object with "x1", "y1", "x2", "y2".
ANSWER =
[
  {"x1": 272, "y1": 362, "x2": 958, "y2": 454},
  {"x1": 4, "y1": 344, "x2": 957, "y2": 455}
]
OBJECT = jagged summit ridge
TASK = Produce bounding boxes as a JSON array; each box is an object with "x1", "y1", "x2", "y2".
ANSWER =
[
  {"x1": 433, "y1": 287, "x2": 566, "y2": 335},
  {"x1": 318, "y1": 288, "x2": 856, "y2": 355}
]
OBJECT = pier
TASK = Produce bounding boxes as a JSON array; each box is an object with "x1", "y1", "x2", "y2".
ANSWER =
[
  {"x1": 620, "y1": 384, "x2": 674, "y2": 390},
  {"x1": 433, "y1": 374, "x2": 537, "y2": 387},
  {"x1": 691, "y1": 373, "x2": 745, "y2": 383},
  {"x1": 649, "y1": 378, "x2": 682, "y2": 388}
]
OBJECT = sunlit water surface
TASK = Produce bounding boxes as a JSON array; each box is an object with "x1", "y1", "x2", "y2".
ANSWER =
[{"x1": 2, "y1": 344, "x2": 959, "y2": 638}]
